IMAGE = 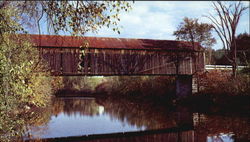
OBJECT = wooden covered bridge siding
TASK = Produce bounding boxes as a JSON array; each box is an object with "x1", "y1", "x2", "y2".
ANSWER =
[{"x1": 31, "y1": 35, "x2": 205, "y2": 76}]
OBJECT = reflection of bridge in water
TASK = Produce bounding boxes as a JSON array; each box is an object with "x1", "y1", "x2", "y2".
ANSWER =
[
  {"x1": 38, "y1": 127, "x2": 196, "y2": 142},
  {"x1": 29, "y1": 34, "x2": 205, "y2": 97}
]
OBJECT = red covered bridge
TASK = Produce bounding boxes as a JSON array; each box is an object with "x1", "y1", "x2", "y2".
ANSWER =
[{"x1": 29, "y1": 34, "x2": 205, "y2": 76}]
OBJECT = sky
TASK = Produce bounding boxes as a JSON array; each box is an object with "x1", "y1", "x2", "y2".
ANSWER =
[{"x1": 84, "y1": 1, "x2": 250, "y2": 50}]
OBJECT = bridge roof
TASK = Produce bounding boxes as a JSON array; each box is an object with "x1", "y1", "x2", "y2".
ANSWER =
[{"x1": 28, "y1": 34, "x2": 204, "y2": 51}]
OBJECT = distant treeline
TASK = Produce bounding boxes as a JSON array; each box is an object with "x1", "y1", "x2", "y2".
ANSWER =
[
  {"x1": 206, "y1": 49, "x2": 249, "y2": 65},
  {"x1": 205, "y1": 33, "x2": 250, "y2": 65}
]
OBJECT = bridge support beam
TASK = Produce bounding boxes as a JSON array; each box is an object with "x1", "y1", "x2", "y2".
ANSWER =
[{"x1": 176, "y1": 75, "x2": 192, "y2": 98}]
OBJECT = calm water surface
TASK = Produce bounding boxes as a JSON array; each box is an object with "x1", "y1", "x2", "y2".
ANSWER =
[
  {"x1": 25, "y1": 97, "x2": 249, "y2": 142},
  {"x1": 26, "y1": 97, "x2": 146, "y2": 139}
]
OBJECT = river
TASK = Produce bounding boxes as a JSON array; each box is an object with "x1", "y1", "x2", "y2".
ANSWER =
[{"x1": 22, "y1": 97, "x2": 249, "y2": 142}]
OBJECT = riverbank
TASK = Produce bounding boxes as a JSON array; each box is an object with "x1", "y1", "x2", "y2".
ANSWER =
[
  {"x1": 53, "y1": 73, "x2": 250, "y2": 114},
  {"x1": 17, "y1": 73, "x2": 249, "y2": 141}
]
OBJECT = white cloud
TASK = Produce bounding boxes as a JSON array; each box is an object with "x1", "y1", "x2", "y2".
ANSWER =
[
  {"x1": 86, "y1": 1, "x2": 249, "y2": 50},
  {"x1": 87, "y1": 1, "x2": 176, "y2": 40}
]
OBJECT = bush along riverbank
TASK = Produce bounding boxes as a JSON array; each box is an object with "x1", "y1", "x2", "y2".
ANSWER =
[
  {"x1": 177, "y1": 70, "x2": 250, "y2": 115},
  {"x1": 0, "y1": 33, "x2": 63, "y2": 141},
  {"x1": 0, "y1": 33, "x2": 63, "y2": 142},
  {"x1": 0, "y1": 6, "x2": 64, "y2": 141},
  {"x1": 54, "y1": 76, "x2": 176, "y2": 103}
]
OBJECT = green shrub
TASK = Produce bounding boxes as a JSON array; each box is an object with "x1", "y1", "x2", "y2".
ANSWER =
[
  {"x1": 0, "y1": 33, "x2": 57, "y2": 141},
  {"x1": 0, "y1": 6, "x2": 61, "y2": 140}
]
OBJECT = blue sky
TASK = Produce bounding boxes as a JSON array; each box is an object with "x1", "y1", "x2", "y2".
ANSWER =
[{"x1": 85, "y1": 1, "x2": 250, "y2": 50}]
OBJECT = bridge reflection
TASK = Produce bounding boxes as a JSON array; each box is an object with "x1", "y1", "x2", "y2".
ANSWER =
[{"x1": 37, "y1": 127, "x2": 195, "y2": 142}]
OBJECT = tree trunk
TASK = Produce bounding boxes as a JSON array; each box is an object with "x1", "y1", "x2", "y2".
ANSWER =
[
  {"x1": 208, "y1": 48, "x2": 212, "y2": 65},
  {"x1": 231, "y1": 39, "x2": 237, "y2": 78},
  {"x1": 232, "y1": 60, "x2": 237, "y2": 78}
]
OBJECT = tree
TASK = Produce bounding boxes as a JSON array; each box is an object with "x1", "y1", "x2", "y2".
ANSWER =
[
  {"x1": 0, "y1": 7, "x2": 53, "y2": 140},
  {"x1": 0, "y1": 1, "x2": 132, "y2": 35},
  {"x1": 213, "y1": 49, "x2": 231, "y2": 65},
  {"x1": 206, "y1": 1, "x2": 249, "y2": 78},
  {"x1": 236, "y1": 33, "x2": 250, "y2": 74},
  {"x1": 173, "y1": 17, "x2": 216, "y2": 64},
  {"x1": 236, "y1": 33, "x2": 250, "y2": 65}
]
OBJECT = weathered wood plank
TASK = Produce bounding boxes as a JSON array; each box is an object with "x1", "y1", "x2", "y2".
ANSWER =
[
  {"x1": 54, "y1": 48, "x2": 61, "y2": 72},
  {"x1": 38, "y1": 47, "x2": 205, "y2": 76}
]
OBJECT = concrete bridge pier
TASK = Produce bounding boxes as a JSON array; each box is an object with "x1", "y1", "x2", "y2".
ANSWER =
[{"x1": 175, "y1": 75, "x2": 192, "y2": 98}]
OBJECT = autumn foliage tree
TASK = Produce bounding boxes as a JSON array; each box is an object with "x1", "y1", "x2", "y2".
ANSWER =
[
  {"x1": 173, "y1": 17, "x2": 216, "y2": 64},
  {"x1": 0, "y1": 1, "x2": 132, "y2": 35}
]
